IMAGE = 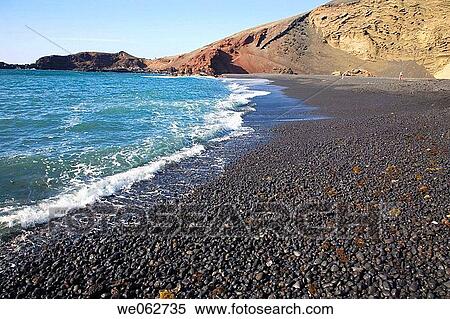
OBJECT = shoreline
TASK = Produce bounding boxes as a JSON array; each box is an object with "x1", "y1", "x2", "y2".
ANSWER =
[
  {"x1": 0, "y1": 77, "x2": 312, "y2": 239},
  {"x1": 0, "y1": 75, "x2": 449, "y2": 299},
  {"x1": 0, "y1": 77, "x2": 313, "y2": 239},
  {"x1": 0, "y1": 76, "x2": 275, "y2": 230}
]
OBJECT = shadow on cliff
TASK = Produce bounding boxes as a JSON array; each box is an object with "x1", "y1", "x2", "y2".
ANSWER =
[{"x1": 211, "y1": 50, "x2": 248, "y2": 75}]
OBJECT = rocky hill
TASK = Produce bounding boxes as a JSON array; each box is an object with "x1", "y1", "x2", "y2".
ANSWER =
[
  {"x1": 2, "y1": 0, "x2": 449, "y2": 78},
  {"x1": 34, "y1": 51, "x2": 147, "y2": 72},
  {"x1": 146, "y1": 0, "x2": 450, "y2": 78}
]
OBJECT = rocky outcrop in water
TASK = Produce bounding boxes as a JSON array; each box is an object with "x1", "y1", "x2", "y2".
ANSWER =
[
  {"x1": 0, "y1": 62, "x2": 36, "y2": 70},
  {"x1": 35, "y1": 51, "x2": 148, "y2": 72}
]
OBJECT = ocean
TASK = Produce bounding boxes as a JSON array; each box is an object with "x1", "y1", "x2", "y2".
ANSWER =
[{"x1": 0, "y1": 70, "x2": 269, "y2": 228}]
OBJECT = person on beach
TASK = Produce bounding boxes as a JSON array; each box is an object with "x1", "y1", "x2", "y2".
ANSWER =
[{"x1": 399, "y1": 72, "x2": 404, "y2": 81}]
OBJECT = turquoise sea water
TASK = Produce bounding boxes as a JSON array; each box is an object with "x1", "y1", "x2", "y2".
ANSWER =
[{"x1": 0, "y1": 70, "x2": 269, "y2": 227}]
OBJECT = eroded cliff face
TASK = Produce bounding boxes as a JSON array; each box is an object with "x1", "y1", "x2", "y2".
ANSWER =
[{"x1": 310, "y1": 0, "x2": 450, "y2": 78}]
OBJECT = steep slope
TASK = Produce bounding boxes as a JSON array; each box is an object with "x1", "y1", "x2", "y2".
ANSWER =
[
  {"x1": 145, "y1": 15, "x2": 306, "y2": 75},
  {"x1": 146, "y1": 0, "x2": 449, "y2": 78}
]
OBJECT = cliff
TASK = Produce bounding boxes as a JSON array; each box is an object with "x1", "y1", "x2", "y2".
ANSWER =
[
  {"x1": 310, "y1": 0, "x2": 450, "y2": 78},
  {"x1": 146, "y1": 0, "x2": 449, "y2": 78}
]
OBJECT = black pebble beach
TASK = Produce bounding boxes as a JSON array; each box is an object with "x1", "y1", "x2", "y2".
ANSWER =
[{"x1": 0, "y1": 75, "x2": 449, "y2": 299}]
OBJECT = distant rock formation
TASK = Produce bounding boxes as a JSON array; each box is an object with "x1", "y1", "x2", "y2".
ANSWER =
[
  {"x1": 35, "y1": 51, "x2": 148, "y2": 72},
  {"x1": 0, "y1": 62, "x2": 15, "y2": 69},
  {"x1": 1, "y1": 52, "x2": 147, "y2": 73},
  {"x1": 0, "y1": 61, "x2": 35, "y2": 70},
  {"x1": 3, "y1": 0, "x2": 449, "y2": 78}
]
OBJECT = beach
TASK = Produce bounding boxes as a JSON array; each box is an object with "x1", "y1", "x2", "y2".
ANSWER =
[{"x1": 0, "y1": 75, "x2": 449, "y2": 299}]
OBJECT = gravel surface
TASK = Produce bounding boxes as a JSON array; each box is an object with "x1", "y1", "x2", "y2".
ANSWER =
[{"x1": 0, "y1": 75, "x2": 449, "y2": 299}]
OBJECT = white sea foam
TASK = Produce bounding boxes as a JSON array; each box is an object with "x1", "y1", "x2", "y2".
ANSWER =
[
  {"x1": 209, "y1": 127, "x2": 254, "y2": 143},
  {"x1": 1, "y1": 77, "x2": 271, "y2": 229},
  {"x1": 0, "y1": 145, "x2": 205, "y2": 228},
  {"x1": 200, "y1": 78, "x2": 271, "y2": 138}
]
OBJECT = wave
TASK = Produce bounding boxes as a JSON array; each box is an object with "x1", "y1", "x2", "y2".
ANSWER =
[
  {"x1": 0, "y1": 145, "x2": 205, "y2": 228},
  {"x1": 0, "y1": 78, "x2": 271, "y2": 228},
  {"x1": 208, "y1": 78, "x2": 271, "y2": 134}
]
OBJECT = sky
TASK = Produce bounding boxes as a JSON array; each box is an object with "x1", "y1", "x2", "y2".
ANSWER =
[{"x1": 0, "y1": 0, "x2": 328, "y2": 64}]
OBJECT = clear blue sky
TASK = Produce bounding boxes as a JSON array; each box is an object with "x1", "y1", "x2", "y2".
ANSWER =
[{"x1": 1, "y1": 0, "x2": 328, "y2": 64}]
